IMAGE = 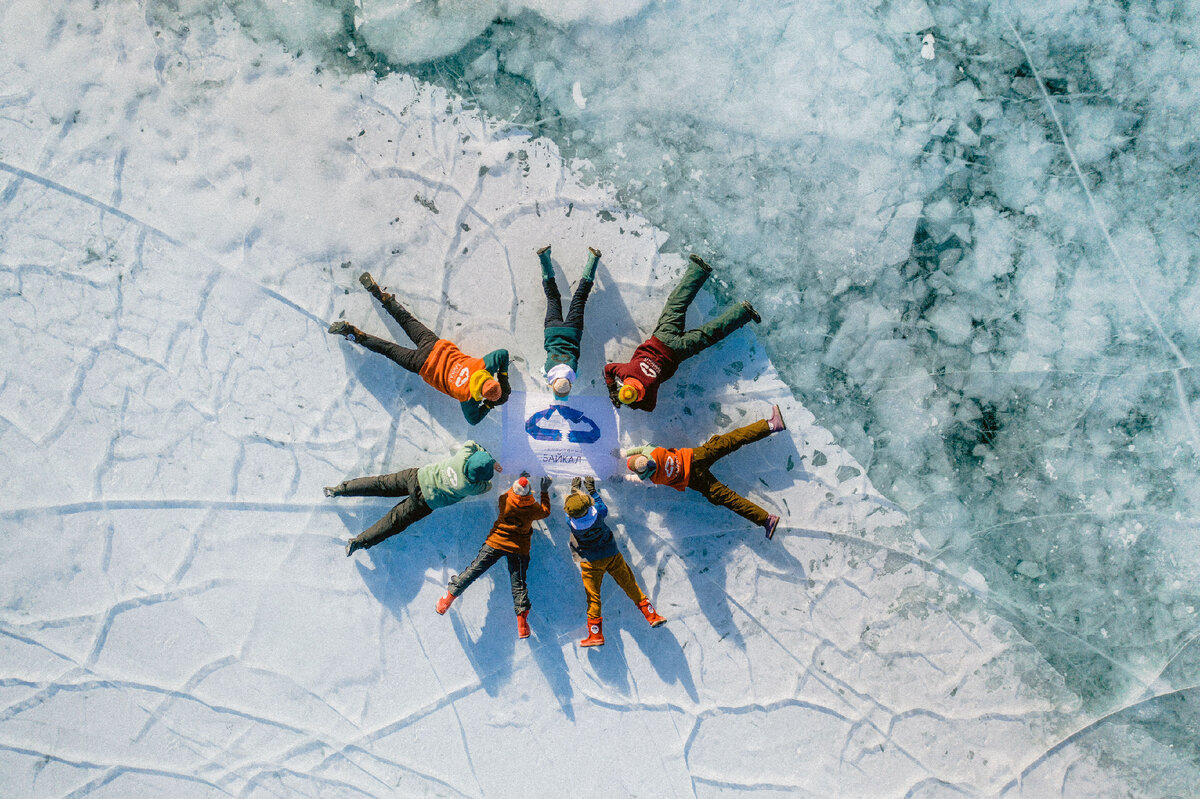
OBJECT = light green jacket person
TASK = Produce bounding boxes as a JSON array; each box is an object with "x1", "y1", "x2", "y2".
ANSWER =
[{"x1": 417, "y1": 440, "x2": 498, "y2": 509}]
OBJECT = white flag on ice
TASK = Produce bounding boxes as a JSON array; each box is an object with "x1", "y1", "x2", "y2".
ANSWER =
[{"x1": 501, "y1": 392, "x2": 621, "y2": 478}]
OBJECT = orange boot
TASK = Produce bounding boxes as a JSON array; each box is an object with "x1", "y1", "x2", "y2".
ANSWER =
[
  {"x1": 435, "y1": 591, "x2": 456, "y2": 615},
  {"x1": 580, "y1": 617, "x2": 605, "y2": 647},
  {"x1": 638, "y1": 599, "x2": 667, "y2": 627},
  {"x1": 516, "y1": 610, "x2": 531, "y2": 639}
]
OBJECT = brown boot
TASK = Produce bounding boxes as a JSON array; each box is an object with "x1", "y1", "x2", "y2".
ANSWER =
[
  {"x1": 580, "y1": 617, "x2": 604, "y2": 647},
  {"x1": 358, "y1": 272, "x2": 393, "y2": 303}
]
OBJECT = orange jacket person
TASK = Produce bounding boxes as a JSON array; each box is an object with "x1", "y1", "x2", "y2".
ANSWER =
[
  {"x1": 624, "y1": 405, "x2": 786, "y2": 539},
  {"x1": 435, "y1": 474, "x2": 552, "y2": 639},
  {"x1": 329, "y1": 272, "x2": 510, "y2": 424}
]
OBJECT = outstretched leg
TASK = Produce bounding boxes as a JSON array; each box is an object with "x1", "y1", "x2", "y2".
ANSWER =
[
  {"x1": 579, "y1": 559, "x2": 608, "y2": 620},
  {"x1": 564, "y1": 247, "x2": 600, "y2": 329},
  {"x1": 447, "y1": 545, "x2": 506, "y2": 597},
  {"x1": 690, "y1": 419, "x2": 772, "y2": 469},
  {"x1": 605, "y1": 553, "x2": 649, "y2": 606},
  {"x1": 505, "y1": 553, "x2": 532, "y2": 614},
  {"x1": 350, "y1": 496, "x2": 434, "y2": 551},
  {"x1": 652, "y1": 254, "x2": 712, "y2": 342},
  {"x1": 669, "y1": 300, "x2": 757, "y2": 361},
  {"x1": 688, "y1": 469, "x2": 770, "y2": 526},
  {"x1": 329, "y1": 321, "x2": 430, "y2": 374},
  {"x1": 359, "y1": 272, "x2": 439, "y2": 350},
  {"x1": 328, "y1": 467, "x2": 420, "y2": 498}
]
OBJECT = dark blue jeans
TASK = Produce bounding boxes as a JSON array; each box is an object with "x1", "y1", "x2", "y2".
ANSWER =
[{"x1": 448, "y1": 544, "x2": 531, "y2": 614}]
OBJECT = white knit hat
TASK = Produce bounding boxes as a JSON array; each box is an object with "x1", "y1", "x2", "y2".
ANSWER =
[{"x1": 511, "y1": 476, "x2": 532, "y2": 496}]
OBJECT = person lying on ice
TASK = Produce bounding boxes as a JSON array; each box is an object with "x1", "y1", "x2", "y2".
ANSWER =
[
  {"x1": 623, "y1": 405, "x2": 785, "y2": 539},
  {"x1": 326, "y1": 440, "x2": 502, "y2": 557},
  {"x1": 603, "y1": 254, "x2": 759, "y2": 412},
  {"x1": 329, "y1": 272, "x2": 510, "y2": 424},
  {"x1": 539, "y1": 244, "x2": 600, "y2": 399},
  {"x1": 435, "y1": 473, "x2": 552, "y2": 639},
  {"x1": 563, "y1": 476, "x2": 666, "y2": 647}
]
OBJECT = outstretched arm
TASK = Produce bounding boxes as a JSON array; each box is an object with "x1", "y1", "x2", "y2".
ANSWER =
[{"x1": 603, "y1": 364, "x2": 621, "y2": 407}]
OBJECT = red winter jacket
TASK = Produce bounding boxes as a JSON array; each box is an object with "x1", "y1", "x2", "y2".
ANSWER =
[{"x1": 603, "y1": 336, "x2": 681, "y2": 411}]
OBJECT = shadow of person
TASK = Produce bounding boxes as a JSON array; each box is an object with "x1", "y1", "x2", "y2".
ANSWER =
[
  {"x1": 352, "y1": 517, "x2": 442, "y2": 614},
  {"x1": 448, "y1": 584, "x2": 517, "y2": 697},
  {"x1": 625, "y1": 623, "x2": 699, "y2": 703}
]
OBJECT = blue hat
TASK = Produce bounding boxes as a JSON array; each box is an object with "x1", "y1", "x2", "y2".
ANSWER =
[{"x1": 464, "y1": 450, "x2": 496, "y2": 483}]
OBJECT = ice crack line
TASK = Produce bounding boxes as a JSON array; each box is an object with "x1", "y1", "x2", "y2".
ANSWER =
[
  {"x1": 0, "y1": 159, "x2": 181, "y2": 246},
  {"x1": 1004, "y1": 20, "x2": 1199, "y2": 455}
]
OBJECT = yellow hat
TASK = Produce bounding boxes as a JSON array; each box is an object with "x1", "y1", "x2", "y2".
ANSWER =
[{"x1": 617, "y1": 377, "x2": 644, "y2": 404}]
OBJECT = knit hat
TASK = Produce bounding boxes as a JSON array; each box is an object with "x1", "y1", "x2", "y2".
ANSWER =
[
  {"x1": 481, "y1": 378, "x2": 502, "y2": 402},
  {"x1": 617, "y1": 377, "x2": 644, "y2": 405},
  {"x1": 511, "y1": 476, "x2": 531, "y2": 496},
  {"x1": 626, "y1": 453, "x2": 652, "y2": 476},
  {"x1": 464, "y1": 450, "x2": 496, "y2": 483},
  {"x1": 563, "y1": 492, "x2": 593, "y2": 518},
  {"x1": 550, "y1": 376, "x2": 572, "y2": 397}
]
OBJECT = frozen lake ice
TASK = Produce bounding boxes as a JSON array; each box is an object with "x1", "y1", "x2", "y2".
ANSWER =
[{"x1": 2, "y1": 1, "x2": 1198, "y2": 796}]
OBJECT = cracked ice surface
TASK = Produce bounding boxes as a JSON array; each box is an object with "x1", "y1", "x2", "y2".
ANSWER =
[{"x1": 0, "y1": 3, "x2": 1191, "y2": 797}]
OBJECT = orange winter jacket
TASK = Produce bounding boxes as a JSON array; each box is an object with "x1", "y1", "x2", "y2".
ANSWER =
[
  {"x1": 649, "y1": 446, "x2": 693, "y2": 491},
  {"x1": 484, "y1": 489, "x2": 552, "y2": 555},
  {"x1": 419, "y1": 339, "x2": 486, "y2": 402}
]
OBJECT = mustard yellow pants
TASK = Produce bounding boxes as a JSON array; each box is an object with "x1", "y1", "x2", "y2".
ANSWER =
[{"x1": 579, "y1": 553, "x2": 647, "y2": 619}]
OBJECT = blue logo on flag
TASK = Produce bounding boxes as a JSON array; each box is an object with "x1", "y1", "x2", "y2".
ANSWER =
[{"x1": 525, "y1": 405, "x2": 602, "y2": 444}]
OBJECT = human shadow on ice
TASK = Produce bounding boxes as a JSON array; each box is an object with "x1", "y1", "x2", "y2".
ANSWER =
[
  {"x1": 353, "y1": 502, "x2": 496, "y2": 619},
  {"x1": 612, "y1": 411, "x2": 808, "y2": 651}
]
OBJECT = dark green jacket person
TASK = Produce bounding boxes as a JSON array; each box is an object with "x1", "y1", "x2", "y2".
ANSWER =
[{"x1": 539, "y1": 244, "x2": 599, "y2": 399}]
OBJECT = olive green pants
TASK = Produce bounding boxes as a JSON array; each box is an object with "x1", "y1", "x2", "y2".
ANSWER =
[{"x1": 652, "y1": 260, "x2": 754, "y2": 360}]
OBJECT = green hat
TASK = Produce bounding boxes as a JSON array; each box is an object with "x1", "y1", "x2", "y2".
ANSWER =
[
  {"x1": 464, "y1": 450, "x2": 496, "y2": 483},
  {"x1": 563, "y1": 492, "x2": 593, "y2": 518}
]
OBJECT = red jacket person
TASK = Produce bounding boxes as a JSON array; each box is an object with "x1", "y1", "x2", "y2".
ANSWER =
[{"x1": 604, "y1": 254, "x2": 759, "y2": 412}]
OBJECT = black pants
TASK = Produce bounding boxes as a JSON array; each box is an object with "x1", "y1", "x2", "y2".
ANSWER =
[
  {"x1": 350, "y1": 295, "x2": 439, "y2": 374},
  {"x1": 335, "y1": 468, "x2": 434, "y2": 549},
  {"x1": 448, "y1": 544, "x2": 531, "y2": 614},
  {"x1": 544, "y1": 278, "x2": 592, "y2": 331}
]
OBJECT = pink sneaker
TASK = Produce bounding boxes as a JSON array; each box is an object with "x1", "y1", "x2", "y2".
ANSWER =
[{"x1": 767, "y1": 405, "x2": 785, "y2": 433}]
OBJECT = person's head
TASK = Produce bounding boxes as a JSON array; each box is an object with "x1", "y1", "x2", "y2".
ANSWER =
[
  {"x1": 563, "y1": 492, "x2": 593, "y2": 519},
  {"x1": 464, "y1": 450, "x2": 497, "y2": 483},
  {"x1": 511, "y1": 476, "x2": 531, "y2": 496},
  {"x1": 626, "y1": 454, "x2": 652, "y2": 477},
  {"x1": 481, "y1": 378, "x2": 502, "y2": 403},
  {"x1": 550, "y1": 376, "x2": 572, "y2": 398},
  {"x1": 617, "y1": 377, "x2": 644, "y2": 405}
]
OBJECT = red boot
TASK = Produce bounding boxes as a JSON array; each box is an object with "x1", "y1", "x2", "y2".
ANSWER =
[
  {"x1": 435, "y1": 591, "x2": 455, "y2": 615},
  {"x1": 516, "y1": 610, "x2": 531, "y2": 639},
  {"x1": 638, "y1": 600, "x2": 667, "y2": 627},
  {"x1": 580, "y1": 617, "x2": 604, "y2": 647}
]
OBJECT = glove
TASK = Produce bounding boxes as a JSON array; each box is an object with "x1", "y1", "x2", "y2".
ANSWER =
[
  {"x1": 583, "y1": 476, "x2": 596, "y2": 494},
  {"x1": 570, "y1": 476, "x2": 583, "y2": 493},
  {"x1": 520, "y1": 470, "x2": 531, "y2": 479},
  {"x1": 539, "y1": 475, "x2": 552, "y2": 492}
]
